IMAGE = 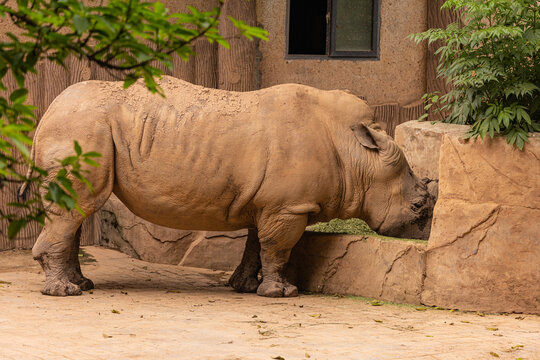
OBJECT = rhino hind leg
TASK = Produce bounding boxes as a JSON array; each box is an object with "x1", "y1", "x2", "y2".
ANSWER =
[
  {"x1": 33, "y1": 213, "x2": 86, "y2": 296},
  {"x1": 256, "y1": 212, "x2": 307, "y2": 298},
  {"x1": 229, "y1": 228, "x2": 261, "y2": 293},
  {"x1": 65, "y1": 227, "x2": 94, "y2": 291}
]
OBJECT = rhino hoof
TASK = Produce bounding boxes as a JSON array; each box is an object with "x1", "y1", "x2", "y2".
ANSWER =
[
  {"x1": 229, "y1": 272, "x2": 260, "y2": 293},
  {"x1": 41, "y1": 280, "x2": 82, "y2": 297},
  {"x1": 76, "y1": 277, "x2": 95, "y2": 291},
  {"x1": 232, "y1": 276, "x2": 260, "y2": 293},
  {"x1": 257, "y1": 280, "x2": 298, "y2": 298},
  {"x1": 284, "y1": 284, "x2": 299, "y2": 297},
  {"x1": 229, "y1": 265, "x2": 260, "y2": 293}
]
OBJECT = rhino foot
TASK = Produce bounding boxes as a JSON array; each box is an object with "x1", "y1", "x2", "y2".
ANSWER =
[
  {"x1": 41, "y1": 279, "x2": 82, "y2": 297},
  {"x1": 257, "y1": 279, "x2": 298, "y2": 298},
  {"x1": 75, "y1": 277, "x2": 95, "y2": 291},
  {"x1": 229, "y1": 228, "x2": 261, "y2": 293},
  {"x1": 229, "y1": 270, "x2": 260, "y2": 293},
  {"x1": 67, "y1": 267, "x2": 94, "y2": 291}
]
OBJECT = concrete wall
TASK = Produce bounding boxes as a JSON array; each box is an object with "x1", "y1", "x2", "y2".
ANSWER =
[{"x1": 256, "y1": 0, "x2": 428, "y2": 106}]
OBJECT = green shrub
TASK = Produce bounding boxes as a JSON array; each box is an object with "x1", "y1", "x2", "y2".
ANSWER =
[{"x1": 411, "y1": 0, "x2": 539, "y2": 149}]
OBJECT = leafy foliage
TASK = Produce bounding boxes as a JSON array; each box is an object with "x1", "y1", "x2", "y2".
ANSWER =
[
  {"x1": 0, "y1": 0, "x2": 267, "y2": 238},
  {"x1": 411, "y1": 0, "x2": 539, "y2": 149}
]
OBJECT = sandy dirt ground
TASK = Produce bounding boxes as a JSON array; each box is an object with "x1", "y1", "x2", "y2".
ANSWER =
[{"x1": 0, "y1": 246, "x2": 538, "y2": 360}]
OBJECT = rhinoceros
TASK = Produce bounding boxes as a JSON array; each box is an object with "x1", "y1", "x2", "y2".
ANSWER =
[{"x1": 24, "y1": 76, "x2": 435, "y2": 297}]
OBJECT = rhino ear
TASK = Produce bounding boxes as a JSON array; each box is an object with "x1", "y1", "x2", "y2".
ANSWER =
[{"x1": 350, "y1": 124, "x2": 384, "y2": 150}]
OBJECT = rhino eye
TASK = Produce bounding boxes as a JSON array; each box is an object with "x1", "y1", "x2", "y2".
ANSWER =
[{"x1": 412, "y1": 199, "x2": 424, "y2": 209}]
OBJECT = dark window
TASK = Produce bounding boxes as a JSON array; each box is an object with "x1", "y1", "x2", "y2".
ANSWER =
[
  {"x1": 287, "y1": 0, "x2": 380, "y2": 59},
  {"x1": 288, "y1": 0, "x2": 327, "y2": 55}
]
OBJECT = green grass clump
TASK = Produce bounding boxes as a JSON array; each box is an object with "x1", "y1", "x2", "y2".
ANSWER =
[{"x1": 307, "y1": 218, "x2": 377, "y2": 236}]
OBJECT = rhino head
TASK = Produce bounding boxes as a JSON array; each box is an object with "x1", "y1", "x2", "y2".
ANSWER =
[{"x1": 351, "y1": 124, "x2": 437, "y2": 240}]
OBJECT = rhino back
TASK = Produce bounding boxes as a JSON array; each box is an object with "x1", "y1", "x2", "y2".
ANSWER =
[{"x1": 104, "y1": 78, "x2": 346, "y2": 229}]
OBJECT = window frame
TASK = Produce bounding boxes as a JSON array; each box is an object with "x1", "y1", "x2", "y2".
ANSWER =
[{"x1": 285, "y1": 0, "x2": 381, "y2": 60}]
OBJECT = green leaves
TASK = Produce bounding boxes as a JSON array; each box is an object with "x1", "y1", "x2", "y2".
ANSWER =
[
  {"x1": 74, "y1": 140, "x2": 82, "y2": 156},
  {"x1": 73, "y1": 14, "x2": 90, "y2": 34},
  {"x1": 228, "y1": 16, "x2": 269, "y2": 41},
  {"x1": 504, "y1": 83, "x2": 539, "y2": 100},
  {"x1": 505, "y1": 127, "x2": 530, "y2": 150},
  {"x1": 411, "y1": 0, "x2": 539, "y2": 149},
  {"x1": 8, "y1": 219, "x2": 27, "y2": 239},
  {"x1": 9, "y1": 88, "x2": 28, "y2": 104},
  {"x1": 43, "y1": 141, "x2": 102, "y2": 216}
]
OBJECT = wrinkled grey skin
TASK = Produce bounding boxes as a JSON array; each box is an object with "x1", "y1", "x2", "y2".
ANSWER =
[{"x1": 25, "y1": 77, "x2": 436, "y2": 298}]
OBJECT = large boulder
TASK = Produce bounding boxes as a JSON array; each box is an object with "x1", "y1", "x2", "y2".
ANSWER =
[
  {"x1": 288, "y1": 233, "x2": 427, "y2": 304},
  {"x1": 395, "y1": 121, "x2": 467, "y2": 180},
  {"x1": 422, "y1": 132, "x2": 540, "y2": 313},
  {"x1": 179, "y1": 230, "x2": 248, "y2": 271}
]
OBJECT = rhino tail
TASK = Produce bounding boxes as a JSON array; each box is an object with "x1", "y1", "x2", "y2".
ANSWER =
[{"x1": 18, "y1": 137, "x2": 37, "y2": 202}]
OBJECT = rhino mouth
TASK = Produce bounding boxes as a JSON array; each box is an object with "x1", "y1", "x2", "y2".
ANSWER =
[
  {"x1": 408, "y1": 180, "x2": 438, "y2": 239},
  {"x1": 378, "y1": 179, "x2": 438, "y2": 240},
  {"x1": 411, "y1": 206, "x2": 431, "y2": 231}
]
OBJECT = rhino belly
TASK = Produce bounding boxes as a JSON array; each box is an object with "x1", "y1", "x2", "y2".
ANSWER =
[{"x1": 110, "y1": 158, "x2": 253, "y2": 231}]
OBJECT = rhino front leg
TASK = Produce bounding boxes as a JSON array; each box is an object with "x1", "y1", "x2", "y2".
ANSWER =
[
  {"x1": 256, "y1": 212, "x2": 307, "y2": 298},
  {"x1": 229, "y1": 228, "x2": 261, "y2": 293}
]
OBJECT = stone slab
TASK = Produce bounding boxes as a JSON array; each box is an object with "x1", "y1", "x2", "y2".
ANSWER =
[
  {"x1": 422, "y1": 134, "x2": 540, "y2": 314},
  {"x1": 288, "y1": 232, "x2": 427, "y2": 305},
  {"x1": 395, "y1": 120, "x2": 468, "y2": 180},
  {"x1": 178, "y1": 230, "x2": 247, "y2": 271}
]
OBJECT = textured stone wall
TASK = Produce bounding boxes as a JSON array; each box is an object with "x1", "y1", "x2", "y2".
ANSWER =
[
  {"x1": 422, "y1": 133, "x2": 540, "y2": 314},
  {"x1": 287, "y1": 234, "x2": 427, "y2": 305}
]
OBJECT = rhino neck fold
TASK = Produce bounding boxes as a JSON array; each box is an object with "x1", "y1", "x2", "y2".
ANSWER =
[{"x1": 333, "y1": 141, "x2": 374, "y2": 222}]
